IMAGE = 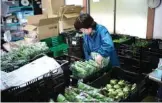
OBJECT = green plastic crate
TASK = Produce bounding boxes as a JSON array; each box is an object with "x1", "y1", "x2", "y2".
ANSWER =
[{"x1": 41, "y1": 35, "x2": 69, "y2": 57}]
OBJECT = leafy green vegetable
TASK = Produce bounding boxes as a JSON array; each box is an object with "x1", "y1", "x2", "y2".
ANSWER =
[
  {"x1": 72, "y1": 65, "x2": 88, "y2": 78},
  {"x1": 70, "y1": 88, "x2": 99, "y2": 102},
  {"x1": 108, "y1": 88, "x2": 115, "y2": 92},
  {"x1": 78, "y1": 82, "x2": 100, "y2": 92},
  {"x1": 1, "y1": 42, "x2": 49, "y2": 72},
  {"x1": 133, "y1": 40, "x2": 149, "y2": 47},
  {"x1": 110, "y1": 79, "x2": 118, "y2": 85},
  {"x1": 113, "y1": 36, "x2": 129, "y2": 43},
  {"x1": 88, "y1": 59, "x2": 100, "y2": 68},
  {"x1": 48, "y1": 98, "x2": 54, "y2": 103},
  {"x1": 64, "y1": 88, "x2": 79, "y2": 102},
  {"x1": 131, "y1": 83, "x2": 136, "y2": 91},
  {"x1": 106, "y1": 84, "x2": 112, "y2": 89},
  {"x1": 100, "y1": 79, "x2": 137, "y2": 101},
  {"x1": 114, "y1": 84, "x2": 120, "y2": 89},
  {"x1": 84, "y1": 90, "x2": 114, "y2": 102},
  {"x1": 63, "y1": 86, "x2": 100, "y2": 102},
  {"x1": 57, "y1": 94, "x2": 68, "y2": 102},
  {"x1": 115, "y1": 88, "x2": 123, "y2": 93},
  {"x1": 118, "y1": 80, "x2": 125, "y2": 87},
  {"x1": 76, "y1": 92, "x2": 99, "y2": 102},
  {"x1": 118, "y1": 92, "x2": 124, "y2": 98},
  {"x1": 123, "y1": 86, "x2": 130, "y2": 93},
  {"x1": 71, "y1": 60, "x2": 100, "y2": 79},
  {"x1": 111, "y1": 91, "x2": 118, "y2": 96},
  {"x1": 91, "y1": 52, "x2": 110, "y2": 68},
  {"x1": 131, "y1": 39, "x2": 149, "y2": 55},
  {"x1": 115, "y1": 95, "x2": 121, "y2": 101}
]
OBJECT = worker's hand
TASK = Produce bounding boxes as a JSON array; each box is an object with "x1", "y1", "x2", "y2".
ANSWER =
[{"x1": 95, "y1": 54, "x2": 103, "y2": 66}]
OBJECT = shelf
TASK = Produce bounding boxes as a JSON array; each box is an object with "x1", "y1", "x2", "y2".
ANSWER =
[
  {"x1": 6, "y1": 23, "x2": 20, "y2": 27},
  {"x1": 9, "y1": 6, "x2": 33, "y2": 13},
  {"x1": 9, "y1": 6, "x2": 33, "y2": 9}
]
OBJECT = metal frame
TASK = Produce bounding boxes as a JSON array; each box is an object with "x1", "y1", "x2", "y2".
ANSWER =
[
  {"x1": 87, "y1": 0, "x2": 90, "y2": 14},
  {"x1": 114, "y1": 0, "x2": 116, "y2": 34}
]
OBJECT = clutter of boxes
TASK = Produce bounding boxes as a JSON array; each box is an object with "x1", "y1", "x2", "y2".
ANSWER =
[{"x1": 24, "y1": 0, "x2": 83, "y2": 41}]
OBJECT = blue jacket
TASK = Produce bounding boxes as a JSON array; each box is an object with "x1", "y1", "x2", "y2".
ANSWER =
[{"x1": 83, "y1": 24, "x2": 120, "y2": 67}]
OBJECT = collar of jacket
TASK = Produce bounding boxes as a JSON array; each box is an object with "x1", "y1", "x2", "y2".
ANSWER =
[{"x1": 89, "y1": 23, "x2": 99, "y2": 37}]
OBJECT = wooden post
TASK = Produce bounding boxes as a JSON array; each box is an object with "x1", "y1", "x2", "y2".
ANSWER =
[
  {"x1": 83, "y1": 0, "x2": 87, "y2": 13},
  {"x1": 146, "y1": 7, "x2": 155, "y2": 39}
]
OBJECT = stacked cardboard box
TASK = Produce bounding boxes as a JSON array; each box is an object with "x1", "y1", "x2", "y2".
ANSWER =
[
  {"x1": 24, "y1": 0, "x2": 83, "y2": 40},
  {"x1": 42, "y1": 0, "x2": 65, "y2": 17},
  {"x1": 58, "y1": 5, "x2": 83, "y2": 33},
  {"x1": 24, "y1": 15, "x2": 59, "y2": 40}
]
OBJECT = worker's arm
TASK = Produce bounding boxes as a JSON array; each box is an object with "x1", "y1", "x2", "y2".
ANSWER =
[
  {"x1": 83, "y1": 42, "x2": 92, "y2": 60},
  {"x1": 97, "y1": 28, "x2": 115, "y2": 57}
]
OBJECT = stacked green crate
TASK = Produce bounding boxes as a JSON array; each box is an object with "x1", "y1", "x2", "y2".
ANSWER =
[{"x1": 41, "y1": 35, "x2": 69, "y2": 57}]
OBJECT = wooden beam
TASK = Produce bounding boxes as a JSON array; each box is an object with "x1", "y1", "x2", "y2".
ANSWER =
[
  {"x1": 83, "y1": 0, "x2": 87, "y2": 13},
  {"x1": 146, "y1": 7, "x2": 155, "y2": 39}
]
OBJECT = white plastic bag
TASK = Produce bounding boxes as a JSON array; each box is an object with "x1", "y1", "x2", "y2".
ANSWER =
[
  {"x1": 4, "y1": 30, "x2": 12, "y2": 42},
  {"x1": 158, "y1": 58, "x2": 162, "y2": 68},
  {"x1": 91, "y1": 52, "x2": 110, "y2": 68}
]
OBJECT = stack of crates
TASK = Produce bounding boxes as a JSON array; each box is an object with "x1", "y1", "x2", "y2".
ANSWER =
[
  {"x1": 111, "y1": 34, "x2": 135, "y2": 49},
  {"x1": 61, "y1": 31, "x2": 84, "y2": 59},
  {"x1": 116, "y1": 37, "x2": 162, "y2": 74},
  {"x1": 41, "y1": 35, "x2": 69, "y2": 57}
]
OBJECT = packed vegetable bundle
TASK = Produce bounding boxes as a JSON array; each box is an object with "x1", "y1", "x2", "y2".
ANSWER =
[
  {"x1": 113, "y1": 36, "x2": 129, "y2": 43},
  {"x1": 1, "y1": 42, "x2": 49, "y2": 71},
  {"x1": 77, "y1": 82, "x2": 113, "y2": 102},
  {"x1": 91, "y1": 52, "x2": 110, "y2": 68},
  {"x1": 100, "y1": 79, "x2": 136, "y2": 101},
  {"x1": 131, "y1": 40, "x2": 149, "y2": 55},
  {"x1": 133, "y1": 40, "x2": 149, "y2": 48},
  {"x1": 71, "y1": 60, "x2": 100, "y2": 78},
  {"x1": 56, "y1": 82, "x2": 114, "y2": 102}
]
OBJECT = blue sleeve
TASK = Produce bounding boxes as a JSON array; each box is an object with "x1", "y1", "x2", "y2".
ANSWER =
[
  {"x1": 97, "y1": 28, "x2": 115, "y2": 57},
  {"x1": 83, "y1": 42, "x2": 92, "y2": 60}
]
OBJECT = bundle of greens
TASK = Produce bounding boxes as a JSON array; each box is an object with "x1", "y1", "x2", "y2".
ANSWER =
[
  {"x1": 133, "y1": 40, "x2": 149, "y2": 48},
  {"x1": 77, "y1": 82, "x2": 113, "y2": 102},
  {"x1": 71, "y1": 60, "x2": 100, "y2": 79},
  {"x1": 57, "y1": 82, "x2": 114, "y2": 102},
  {"x1": 57, "y1": 94, "x2": 69, "y2": 102},
  {"x1": 77, "y1": 82, "x2": 100, "y2": 92},
  {"x1": 1, "y1": 42, "x2": 49, "y2": 72},
  {"x1": 91, "y1": 52, "x2": 110, "y2": 68},
  {"x1": 64, "y1": 87, "x2": 99, "y2": 102},
  {"x1": 113, "y1": 36, "x2": 129, "y2": 43},
  {"x1": 100, "y1": 79, "x2": 137, "y2": 101},
  {"x1": 131, "y1": 40, "x2": 149, "y2": 55}
]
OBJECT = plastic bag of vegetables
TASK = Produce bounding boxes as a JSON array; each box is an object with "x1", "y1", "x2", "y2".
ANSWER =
[
  {"x1": 64, "y1": 87, "x2": 99, "y2": 102},
  {"x1": 1, "y1": 42, "x2": 49, "y2": 72},
  {"x1": 57, "y1": 94, "x2": 69, "y2": 102},
  {"x1": 77, "y1": 82, "x2": 100, "y2": 92},
  {"x1": 91, "y1": 52, "x2": 110, "y2": 68},
  {"x1": 71, "y1": 60, "x2": 100, "y2": 79}
]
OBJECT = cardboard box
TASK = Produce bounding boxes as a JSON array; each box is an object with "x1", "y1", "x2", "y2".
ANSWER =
[
  {"x1": 37, "y1": 18, "x2": 59, "y2": 40},
  {"x1": 25, "y1": 15, "x2": 59, "y2": 40},
  {"x1": 42, "y1": 0, "x2": 65, "y2": 16},
  {"x1": 27, "y1": 14, "x2": 47, "y2": 25},
  {"x1": 48, "y1": 14, "x2": 58, "y2": 18},
  {"x1": 58, "y1": 5, "x2": 83, "y2": 33}
]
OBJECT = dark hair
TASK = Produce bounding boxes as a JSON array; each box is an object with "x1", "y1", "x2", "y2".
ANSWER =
[{"x1": 74, "y1": 13, "x2": 96, "y2": 30}]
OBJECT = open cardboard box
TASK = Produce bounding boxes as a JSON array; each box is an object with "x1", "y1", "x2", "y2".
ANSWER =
[
  {"x1": 24, "y1": 14, "x2": 59, "y2": 40},
  {"x1": 42, "y1": 0, "x2": 65, "y2": 17},
  {"x1": 58, "y1": 5, "x2": 83, "y2": 33}
]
